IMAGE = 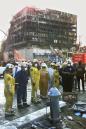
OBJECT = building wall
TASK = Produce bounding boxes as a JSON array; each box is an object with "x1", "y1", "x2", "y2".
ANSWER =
[
  {"x1": 7, "y1": 7, "x2": 77, "y2": 51},
  {"x1": 16, "y1": 48, "x2": 51, "y2": 61}
]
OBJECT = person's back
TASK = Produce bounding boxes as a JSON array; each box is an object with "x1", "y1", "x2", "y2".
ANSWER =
[
  {"x1": 40, "y1": 64, "x2": 49, "y2": 98},
  {"x1": 15, "y1": 66, "x2": 29, "y2": 109},
  {"x1": 15, "y1": 67, "x2": 28, "y2": 86},
  {"x1": 48, "y1": 67, "x2": 54, "y2": 78}
]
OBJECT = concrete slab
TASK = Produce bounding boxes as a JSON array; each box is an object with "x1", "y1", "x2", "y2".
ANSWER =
[{"x1": 0, "y1": 101, "x2": 66, "y2": 129}]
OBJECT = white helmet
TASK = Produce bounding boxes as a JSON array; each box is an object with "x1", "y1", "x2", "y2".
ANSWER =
[
  {"x1": 28, "y1": 62, "x2": 32, "y2": 67},
  {"x1": 33, "y1": 59, "x2": 38, "y2": 63},
  {"x1": 6, "y1": 63, "x2": 14, "y2": 69},
  {"x1": 41, "y1": 63, "x2": 47, "y2": 68}
]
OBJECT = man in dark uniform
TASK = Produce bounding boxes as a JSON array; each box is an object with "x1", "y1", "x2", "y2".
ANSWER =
[
  {"x1": 60, "y1": 61, "x2": 75, "y2": 92},
  {"x1": 15, "y1": 65, "x2": 29, "y2": 109}
]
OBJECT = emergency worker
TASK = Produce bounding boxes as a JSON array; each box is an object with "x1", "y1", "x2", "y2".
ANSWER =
[
  {"x1": 13, "y1": 64, "x2": 19, "y2": 77},
  {"x1": 27, "y1": 62, "x2": 32, "y2": 79},
  {"x1": 30, "y1": 62, "x2": 40, "y2": 103},
  {"x1": 4, "y1": 65, "x2": 15, "y2": 116},
  {"x1": 39, "y1": 63, "x2": 49, "y2": 98},
  {"x1": 76, "y1": 61, "x2": 85, "y2": 91},
  {"x1": 60, "y1": 61, "x2": 75, "y2": 92},
  {"x1": 48, "y1": 63, "x2": 54, "y2": 89},
  {"x1": 53, "y1": 64, "x2": 60, "y2": 88},
  {"x1": 15, "y1": 65, "x2": 29, "y2": 109}
]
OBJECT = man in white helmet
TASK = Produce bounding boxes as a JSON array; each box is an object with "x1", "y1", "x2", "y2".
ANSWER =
[
  {"x1": 4, "y1": 65, "x2": 15, "y2": 116},
  {"x1": 30, "y1": 61, "x2": 41, "y2": 103}
]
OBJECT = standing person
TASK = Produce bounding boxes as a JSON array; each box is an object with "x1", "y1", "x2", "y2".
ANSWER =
[
  {"x1": 39, "y1": 63, "x2": 49, "y2": 98},
  {"x1": 76, "y1": 61, "x2": 85, "y2": 92},
  {"x1": 73, "y1": 63, "x2": 78, "y2": 90},
  {"x1": 15, "y1": 65, "x2": 29, "y2": 109},
  {"x1": 27, "y1": 62, "x2": 32, "y2": 79},
  {"x1": 48, "y1": 63, "x2": 54, "y2": 89},
  {"x1": 60, "y1": 62, "x2": 75, "y2": 92},
  {"x1": 4, "y1": 65, "x2": 15, "y2": 116},
  {"x1": 13, "y1": 64, "x2": 21, "y2": 92},
  {"x1": 53, "y1": 64, "x2": 60, "y2": 89},
  {"x1": 30, "y1": 62, "x2": 40, "y2": 103},
  {"x1": 13, "y1": 64, "x2": 19, "y2": 78}
]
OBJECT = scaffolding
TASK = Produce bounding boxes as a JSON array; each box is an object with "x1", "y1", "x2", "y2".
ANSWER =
[{"x1": 7, "y1": 7, "x2": 77, "y2": 50}]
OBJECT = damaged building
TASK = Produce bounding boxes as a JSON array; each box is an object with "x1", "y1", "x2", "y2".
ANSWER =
[{"x1": 5, "y1": 7, "x2": 77, "y2": 61}]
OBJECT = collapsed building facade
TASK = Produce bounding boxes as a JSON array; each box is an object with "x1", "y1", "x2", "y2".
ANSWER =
[{"x1": 5, "y1": 7, "x2": 77, "y2": 61}]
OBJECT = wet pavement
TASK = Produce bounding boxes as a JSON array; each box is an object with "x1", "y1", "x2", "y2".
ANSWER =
[
  {"x1": 19, "y1": 90, "x2": 86, "y2": 129},
  {"x1": 0, "y1": 79, "x2": 47, "y2": 123},
  {"x1": 0, "y1": 78, "x2": 66, "y2": 129},
  {"x1": 19, "y1": 116, "x2": 61, "y2": 129},
  {"x1": 0, "y1": 78, "x2": 86, "y2": 129}
]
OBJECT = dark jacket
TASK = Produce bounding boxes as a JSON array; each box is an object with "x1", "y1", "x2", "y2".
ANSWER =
[
  {"x1": 76, "y1": 64, "x2": 85, "y2": 78},
  {"x1": 15, "y1": 69, "x2": 28, "y2": 86}
]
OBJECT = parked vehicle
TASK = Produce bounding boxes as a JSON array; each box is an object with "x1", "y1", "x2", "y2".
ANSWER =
[{"x1": 0, "y1": 67, "x2": 6, "y2": 78}]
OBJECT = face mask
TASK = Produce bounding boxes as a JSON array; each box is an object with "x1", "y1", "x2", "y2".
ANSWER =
[{"x1": 34, "y1": 64, "x2": 38, "y2": 67}]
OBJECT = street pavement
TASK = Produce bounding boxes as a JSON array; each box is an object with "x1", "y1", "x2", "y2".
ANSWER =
[
  {"x1": 0, "y1": 79, "x2": 66, "y2": 129},
  {"x1": 0, "y1": 79, "x2": 45, "y2": 121},
  {"x1": 1, "y1": 78, "x2": 86, "y2": 129}
]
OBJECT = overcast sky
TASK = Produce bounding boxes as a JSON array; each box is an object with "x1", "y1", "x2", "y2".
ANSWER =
[{"x1": 0, "y1": 0, "x2": 86, "y2": 44}]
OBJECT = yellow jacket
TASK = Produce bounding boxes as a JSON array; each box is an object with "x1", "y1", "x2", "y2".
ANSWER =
[
  {"x1": 30, "y1": 66, "x2": 40, "y2": 89},
  {"x1": 53, "y1": 69, "x2": 60, "y2": 88},
  {"x1": 4, "y1": 73, "x2": 15, "y2": 96}
]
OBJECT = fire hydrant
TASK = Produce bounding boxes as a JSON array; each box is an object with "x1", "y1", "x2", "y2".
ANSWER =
[{"x1": 48, "y1": 86, "x2": 61, "y2": 125}]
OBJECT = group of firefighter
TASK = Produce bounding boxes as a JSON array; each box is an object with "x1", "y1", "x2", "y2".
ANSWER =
[{"x1": 3, "y1": 59, "x2": 85, "y2": 116}]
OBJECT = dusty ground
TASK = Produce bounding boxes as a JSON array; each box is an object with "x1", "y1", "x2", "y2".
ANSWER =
[
  {"x1": 20, "y1": 91, "x2": 86, "y2": 129},
  {"x1": 61, "y1": 91, "x2": 86, "y2": 129}
]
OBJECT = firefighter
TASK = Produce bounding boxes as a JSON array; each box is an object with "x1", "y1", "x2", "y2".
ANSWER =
[
  {"x1": 39, "y1": 63, "x2": 49, "y2": 99},
  {"x1": 4, "y1": 64, "x2": 15, "y2": 116},
  {"x1": 15, "y1": 65, "x2": 29, "y2": 109},
  {"x1": 53, "y1": 64, "x2": 60, "y2": 88},
  {"x1": 30, "y1": 62, "x2": 40, "y2": 103}
]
